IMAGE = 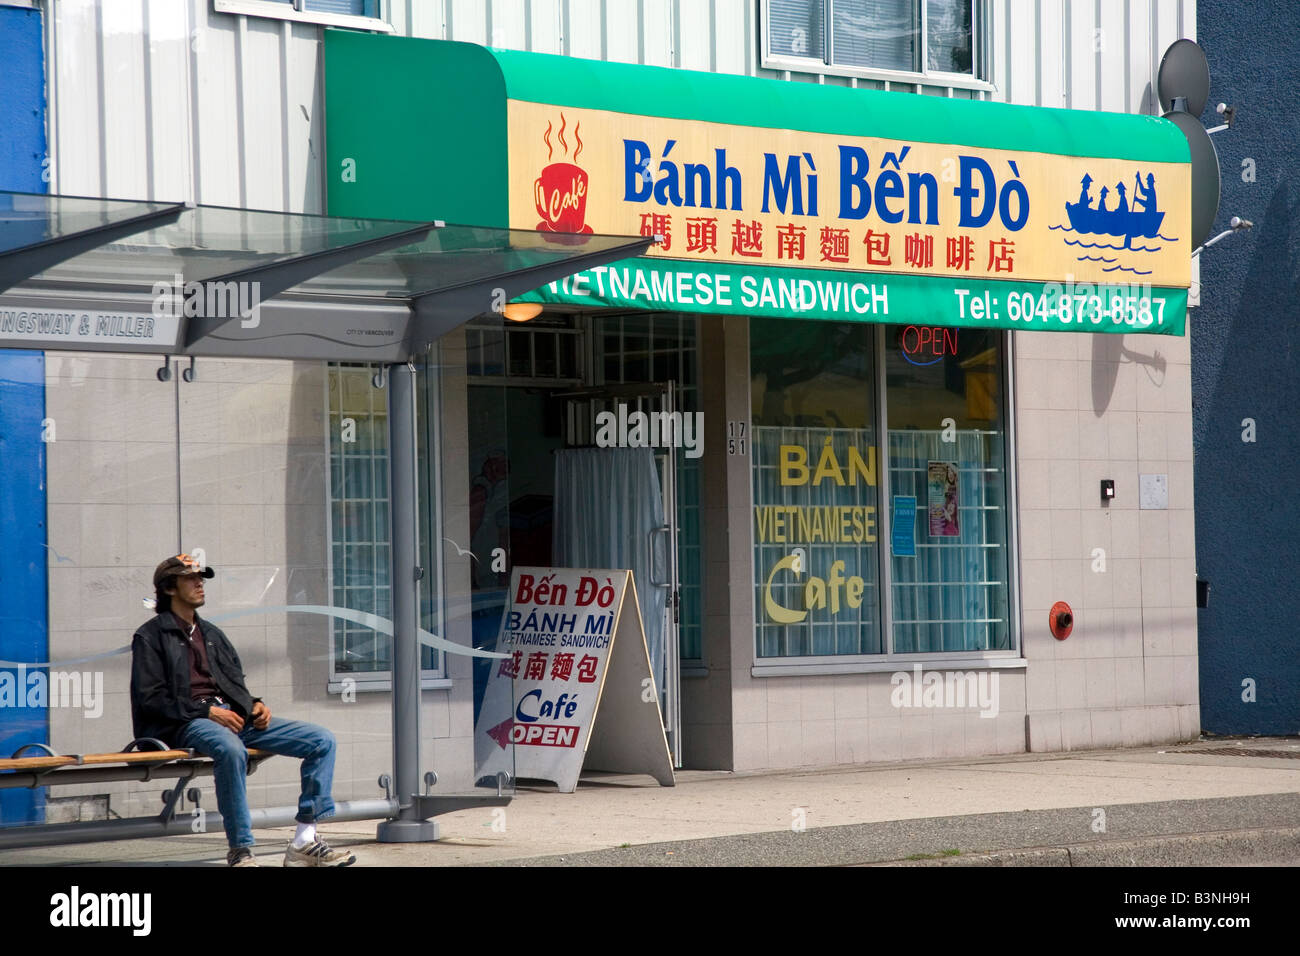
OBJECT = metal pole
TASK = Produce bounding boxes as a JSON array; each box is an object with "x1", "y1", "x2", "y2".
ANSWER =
[{"x1": 376, "y1": 361, "x2": 438, "y2": 842}]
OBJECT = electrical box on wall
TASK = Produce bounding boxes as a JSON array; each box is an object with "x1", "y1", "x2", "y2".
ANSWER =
[{"x1": 1139, "y1": 474, "x2": 1169, "y2": 510}]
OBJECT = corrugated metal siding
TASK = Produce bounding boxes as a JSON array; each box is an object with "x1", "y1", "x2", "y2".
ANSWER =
[
  {"x1": 46, "y1": 0, "x2": 1197, "y2": 212},
  {"x1": 989, "y1": 0, "x2": 1196, "y2": 111},
  {"x1": 47, "y1": 0, "x2": 323, "y2": 211}
]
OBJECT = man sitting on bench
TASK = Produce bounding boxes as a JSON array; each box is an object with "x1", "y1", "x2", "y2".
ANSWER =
[{"x1": 130, "y1": 554, "x2": 356, "y2": 868}]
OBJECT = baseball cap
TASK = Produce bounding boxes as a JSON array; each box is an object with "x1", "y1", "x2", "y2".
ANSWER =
[{"x1": 153, "y1": 553, "x2": 216, "y2": 588}]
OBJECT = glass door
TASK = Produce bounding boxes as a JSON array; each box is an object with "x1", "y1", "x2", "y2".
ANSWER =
[{"x1": 557, "y1": 383, "x2": 682, "y2": 767}]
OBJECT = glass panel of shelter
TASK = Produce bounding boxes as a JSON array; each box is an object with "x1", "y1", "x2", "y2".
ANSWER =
[
  {"x1": 3, "y1": 343, "x2": 517, "y2": 831},
  {"x1": 19, "y1": 352, "x2": 184, "y2": 826}
]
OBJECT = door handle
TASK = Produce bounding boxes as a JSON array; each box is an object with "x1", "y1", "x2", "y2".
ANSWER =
[{"x1": 647, "y1": 525, "x2": 671, "y2": 588}]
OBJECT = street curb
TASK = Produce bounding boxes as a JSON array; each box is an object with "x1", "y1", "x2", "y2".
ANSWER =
[
  {"x1": 480, "y1": 792, "x2": 1300, "y2": 866},
  {"x1": 879, "y1": 826, "x2": 1300, "y2": 866}
]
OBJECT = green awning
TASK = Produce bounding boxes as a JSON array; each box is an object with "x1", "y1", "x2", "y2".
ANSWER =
[{"x1": 324, "y1": 32, "x2": 1193, "y2": 335}]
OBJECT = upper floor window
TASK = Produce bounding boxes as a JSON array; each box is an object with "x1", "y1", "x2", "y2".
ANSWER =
[
  {"x1": 213, "y1": 0, "x2": 391, "y2": 32},
  {"x1": 763, "y1": 0, "x2": 984, "y2": 85}
]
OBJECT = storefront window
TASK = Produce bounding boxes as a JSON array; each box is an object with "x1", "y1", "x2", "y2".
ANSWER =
[
  {"x1": 885, "y1": 325, "x2": 1011, "y2": 652},
  {"x1": 750, "y1": 318, "x2": 882, "y2": 657},
  {"x1": 750, "y1": 320, "x2": 1013, "y2": 661},
  {"x1": 326, "y1": 363, "x2": 440, "y2": 684}
]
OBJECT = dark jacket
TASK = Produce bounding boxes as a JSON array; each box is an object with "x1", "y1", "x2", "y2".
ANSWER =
[{"x1": 129, "y1": 611, "x2": 262, "y2": 746}]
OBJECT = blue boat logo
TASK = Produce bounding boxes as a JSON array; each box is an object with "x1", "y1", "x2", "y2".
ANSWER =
[
  {"x1": 1052, "y1": 172, "x2": 1176, "y2": 275},
  {"x1": 1067, "y1": 172, "x2": 1164, "y2": 247}
]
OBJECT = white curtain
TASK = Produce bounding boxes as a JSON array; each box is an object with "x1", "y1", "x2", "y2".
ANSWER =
[{"x1": 553, "y1": 447, "x2": 669, "y2": 694}]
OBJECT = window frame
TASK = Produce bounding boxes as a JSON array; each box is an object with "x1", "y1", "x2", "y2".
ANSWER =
[
  {"x1": 749, "y1": 323, "x2": 1023, "y2": 675},
  {"x1": 760, "y1": 0, "x2": 994, "y2": 93},
  {"x1": 323, "y1": 362, "x2": 448, "y2": 695},
  {"x1": 213, "y1": 0, "x2": 394, "y2": 33}
]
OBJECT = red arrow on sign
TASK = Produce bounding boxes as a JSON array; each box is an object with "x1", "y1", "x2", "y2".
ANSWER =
[{"x1": 487, "y1": 717, "x2": 514, "y2": 750}]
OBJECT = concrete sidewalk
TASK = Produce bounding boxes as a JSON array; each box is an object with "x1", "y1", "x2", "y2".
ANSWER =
[{"x1": 4, "y1": 736, "x2": 1299, "y2": 866}]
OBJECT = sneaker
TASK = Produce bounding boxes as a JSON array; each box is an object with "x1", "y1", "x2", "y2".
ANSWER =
[
  {"x1": 227, "y1": 847, "x2": 259, "y2": 867},
  {"x1": 283, "y1": 838, "x2": 356, "y2": 868}
]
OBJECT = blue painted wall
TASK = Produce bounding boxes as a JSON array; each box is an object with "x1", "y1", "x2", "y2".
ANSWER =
[
  {"x1": 0, "y1": 3, "x2": 48, "y2": 825},
  {"x1": 0, "y1": 354, "x2": 49, "y2": 826},
  {"x1": 1193, "y1": 1, "x2": 1300, "y2": 734},
  {"x1": 0, "y1": 6, "x2": 47, "y2": 194}
]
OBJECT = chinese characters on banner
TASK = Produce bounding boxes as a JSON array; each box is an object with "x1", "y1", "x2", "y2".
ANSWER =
[{"x1": 636, "y1": 214, "x2": 1016, "y2": 275}]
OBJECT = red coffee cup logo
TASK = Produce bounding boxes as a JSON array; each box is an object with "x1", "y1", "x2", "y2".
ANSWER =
[
  {"x1": 533, "y1": 113, "x2": 593, "y2": 235},
  {"x1": 534, "y1": 162, "x2": 592, "y2": 234}
]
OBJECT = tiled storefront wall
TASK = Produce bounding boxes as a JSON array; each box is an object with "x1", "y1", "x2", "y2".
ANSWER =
[{"x1": 1014, "y1": 329, "x2": 1198, "y2": 751}]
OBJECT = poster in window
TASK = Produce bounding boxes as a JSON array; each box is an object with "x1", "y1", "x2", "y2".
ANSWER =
[
  {"x1": 891, "y1": 495, "x2": 917, "y2": 557},
  {"x1": 927, "y1": 461, "x2": 960, "y2": 537}
]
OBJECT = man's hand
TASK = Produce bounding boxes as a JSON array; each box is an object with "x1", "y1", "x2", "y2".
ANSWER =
[
  {"x1": 250, "y1": 701, "x2": 271, "y2": 731},
  {"x1": 208, "y1": 706, "x2": 244, "y2": 732}
]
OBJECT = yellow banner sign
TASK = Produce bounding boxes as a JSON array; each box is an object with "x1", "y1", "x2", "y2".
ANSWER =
[{"x1": 507, "y1": 101, "x2": 1191, "y2": 289}]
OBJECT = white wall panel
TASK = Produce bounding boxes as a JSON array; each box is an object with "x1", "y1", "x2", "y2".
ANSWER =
[
  {"x1": 99, "y1": 0, "x2": 150, "y2": 199},
  {"x1": 1097, "y1": 0, "x2": 1128, "y2": 111},
  {"x1": 395, "y1": 0, "x2": 446, "y2": 38},
  {"x1": 191, "y1": 9, "x2": 244, "y2": 206},
  {"x1": 529, "y1": 0, "x2": 564, "y2": 53},
  {"x1": 640, "y1": 0, "x2": 674, "y2": 66},
  {"x1": 712, "y1": 0, "x2": 750, "y2": 75},
  {"x1": 451, "y1": 0, "x2": 489, "y2": 45},
  {"x1": 144, "y1": 0, "x2": 194, "y2": 202},
  {"x1": 676, "y1": 0, "x2": 714, "y2": 71},
  {"x1": 1128, "y1": 0, "x2": 1155, "y2": 113},
  {"x1": 283, "y1": 21, "x2": 322, "y2": 214},
  {"x1": 1037, "y1": 0, "x2": 1065, "y2": 107},
  {"x1": 49, "y1": 0, "x2": 106, "y2": 197},
  {"x1": 240, "y1": 17, "x2": 287, "y2": 210},
  {"x1": 1003, "y1": 1, "x2": 1036, "y2": 104},
  {"x1": 486, "y1": 0, "x2": 527, "y2": 48},
  {"x1": 603, "y1": 0, "x2": 640, "y2": 62},
  {"x1": 565, "y1": 0, "x2": 605, "y2": 60},
  {"x1": 1153, "y1": 0, "x2": 1181, "y2": 82},
  {"x1": 1181, "y1": 0, "x2": 1195, "y2": 38},
  {"x1": 1067, "y1": 0, "x2": 1097, "y2": 110}
]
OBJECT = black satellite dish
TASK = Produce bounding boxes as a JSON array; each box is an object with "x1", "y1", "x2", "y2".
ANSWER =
[
  {"x1": 1162, "y1": 110, "x2": 1220, "y2": 249},
  {"x1": 1157, "y1": 39, "x2": 1220, "y2": 248},
  {"x1": 1158, "y1": 38, "x2": 1211, "y2": 116}
]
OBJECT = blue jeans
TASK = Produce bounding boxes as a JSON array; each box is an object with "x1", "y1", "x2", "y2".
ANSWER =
[{"x1": 178, "y1": 708, "x2": 337, "y2": 850}]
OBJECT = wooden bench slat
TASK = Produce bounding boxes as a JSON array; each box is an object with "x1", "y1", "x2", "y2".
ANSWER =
[
  {"x1": 1, "y1": 748, "x2": 274, "y2": 773},
  {"x1": 79, "y1": 750, "x2": 192, "y2": 765},
  {"x1": 0, "y1": 756, "x2": 79, "y2": 772}
]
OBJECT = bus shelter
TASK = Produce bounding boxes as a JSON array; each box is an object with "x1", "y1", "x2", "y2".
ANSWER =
[{"x1": 0, "y1": 190, "x2": 652, "y2": 847}]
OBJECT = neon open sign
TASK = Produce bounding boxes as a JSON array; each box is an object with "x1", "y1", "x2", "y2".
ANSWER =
[{"x1": 898, "y1": 325, "x2": 958, "y2": 367}]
